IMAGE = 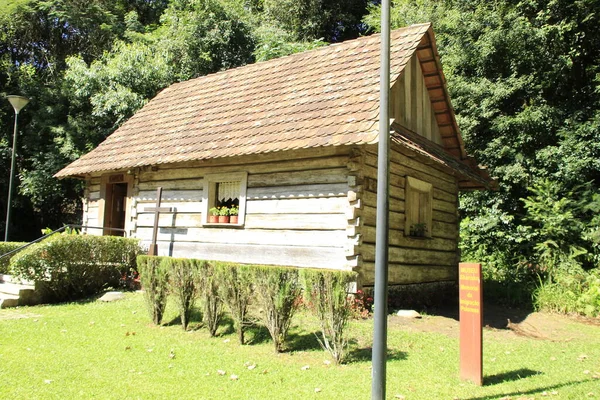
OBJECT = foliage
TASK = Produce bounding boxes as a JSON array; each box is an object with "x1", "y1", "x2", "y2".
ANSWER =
[
  {"x1": 252, "y1": 24, "x2": 326, "y2": 62},
  {"x1": 349, "y1": 288, "x2": 372, "y2": 319},
  {"x1": 0, "y1": 0, "x2": 168, "y2": 239},
  {"x1": 252, "y1": 265, "x2": 301, "y2": 352},
  {"x1": 0, "y1": 241, "x2": 27, "y2": 274},
  {"x1": 196, "y1": 260, "x2": 223, "y2": 337},
  {"x1": 534, "y1": 269, "x2": 600, "y2": 317},
  {"x1": 137, "y1": 255, "x2": 169, "y2": 325},
  {"x1": 216, "y1": 261, "x2": 254, "y2": 344},
  {"x1": 522, "y1": 179, "x2": 599, "y2": 281},
  {"x1": 165, "y1": 257, "x2": 197, "y2": 330},
  {"x1": 300, "y1": 269, "x2": 356, "y2": 364},
  {"x1": 260, "y1": 0, "x2": 370, "y2": 43},
  {"x1": 9, "y1": 233, "x2": 141, "y2": 302},
  {"x1": 217, "y1": 206, "x2": 230, "y2": 217}
]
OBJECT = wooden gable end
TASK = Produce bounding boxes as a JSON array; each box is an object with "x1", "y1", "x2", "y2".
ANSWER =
[{"x1": 390, "y1": 53, "x2": 443, "y2": 146}]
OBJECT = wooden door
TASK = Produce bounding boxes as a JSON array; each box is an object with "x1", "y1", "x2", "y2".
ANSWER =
[{"x1": 103, "y1": 182, "x2": 128, "y2": 236}]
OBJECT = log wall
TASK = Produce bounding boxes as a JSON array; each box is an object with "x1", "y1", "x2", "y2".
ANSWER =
[
  {"x1": 351, "y1": 143, "x2": 460, "y2": 286},
  {"x1": 83, "y1": 147, "x2": 358, "y2": 270},
  {"x1": 81, "y1": 143, "x2": 460, "y2": 284}
]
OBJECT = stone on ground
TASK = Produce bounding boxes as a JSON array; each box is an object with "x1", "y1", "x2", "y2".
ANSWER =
[
  {"x1": 98, "y1": 291, "x2": 125, "y2": 302},
  {"x1": 396, "y1": 310, "x2": 422, "y2": 319}
]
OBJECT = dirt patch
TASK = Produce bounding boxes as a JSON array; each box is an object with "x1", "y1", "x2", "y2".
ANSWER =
[{"x1": 389, "y1": 305, "x2": 599, "y2": 342}]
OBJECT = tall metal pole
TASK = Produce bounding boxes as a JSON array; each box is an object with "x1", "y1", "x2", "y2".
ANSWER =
[
  {"x1": 371, "y1": 1, "x2": 391, "y2": 399},
  {"x1": 4, "y1": 95, "x2": 30, "y2": 242}
]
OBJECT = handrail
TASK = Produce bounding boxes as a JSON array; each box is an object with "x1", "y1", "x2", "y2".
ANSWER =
[{"x1": 0, "y1": 225, "x2": 128, "y2": 260}]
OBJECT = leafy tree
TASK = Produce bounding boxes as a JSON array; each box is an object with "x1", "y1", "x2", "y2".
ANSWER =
[
  {"x1": 261, "y1": 0, "x2": 371, "y2": 42},
  {"x1": 0, "y1": 0, "x2": 168, "y2": 239}
]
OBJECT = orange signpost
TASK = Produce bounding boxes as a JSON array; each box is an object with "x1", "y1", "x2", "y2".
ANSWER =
[{"x1": 459, "y1": 262, "x2": 483, "y2": 386}]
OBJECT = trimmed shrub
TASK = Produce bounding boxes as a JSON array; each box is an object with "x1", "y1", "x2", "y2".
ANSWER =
[
  {"x1": 138, "y1": 255, "x2": 170, "y2": 325},
  {"x1": 252, "y1": 265, "x2": 301, "y2": 352},
  {"x1": 196, "y1": 260, "x2": 223, "y2": 336},
  {"x1": 10, "y1": 234, "x2": 142, "y2": 301},
  {"x1": 301, "y1": 269, "x2": 356, "y2": 364},
  {"x1": 166, "y1": 257, "x2": 198, "y2": 330},
  {"x1": 216, "y1": 262, "x2": 254, "y2": 344},
  {"x1": 0, "y1": 242, "x2": 27, "y2": 275}
]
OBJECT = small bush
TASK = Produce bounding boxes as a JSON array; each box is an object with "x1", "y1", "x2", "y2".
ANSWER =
[
  {"x1": 577, "y1": 270, "x2": 600, "y2": 317},
  {"x1": 216, "y1": 262, "x2": 254, "y2": 344},
  {"x1": 301, "y1": 269, "x2": 356, "y2": 364},
  {"x1": 252, "y1": 265, "x2": 301, "y2": 352},
  {"x1": 196, "y1": 260, "x2": 223, "y2": 336},
  {"x1": 534, "y1": 269, "x2": 600, "y2": 317},
  {"x1": 10, "y1": 234, "x2": 142, "y2": 301},
  {"x1": 138, "y1": 256, "x2": 170, "y2": 325},
  {"x1": 166, "y1": 257, "x2": 198, "y2": 330},
  {"x1": 0, "y1": 242, "x2": 27, "y2": 275},
  {"x1": 349, "y1": 289, "x2": 373, "y2": 319}
]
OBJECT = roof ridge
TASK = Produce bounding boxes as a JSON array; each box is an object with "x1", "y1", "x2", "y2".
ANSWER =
[{"x1": 167, "y1": 23, "x2": 432, "y2": 91}]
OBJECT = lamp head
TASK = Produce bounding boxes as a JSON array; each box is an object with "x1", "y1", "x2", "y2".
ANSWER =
[{"x1": 6, "y1": 95, "x2": 30, "y2": 114}]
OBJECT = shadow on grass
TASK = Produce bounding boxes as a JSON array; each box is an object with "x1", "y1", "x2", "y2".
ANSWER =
[
  {"x1": 415, "y1": 304, "x2": 532, "y2": 330},
  {"x1": 244, "y1": 324, "x2": 271, "y2": 345},
  {"x1": 484, "y1": 368, "x2": 541, "y2": 385},
  {"x1": 286, "y1": 331, "x2": 323, "y2": 352},
  {"x1": 345, "y1": 346, "x2": 407, "y2": 363},
  {"x1": 464, "y1": 378, "x2": 595, "y2": 400}
]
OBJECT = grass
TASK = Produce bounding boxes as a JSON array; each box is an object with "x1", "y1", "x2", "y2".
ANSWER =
[{"x1": 0, "y1": 292, "x2": 598, "y2": 399}]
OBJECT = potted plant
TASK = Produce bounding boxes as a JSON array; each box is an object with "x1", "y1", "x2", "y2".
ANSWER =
[
  {"x1": 229, "y1": 206, "x2": 239, "y2": 224},
  {"x1": 218, "y1": 206, "x2": 230, "y2": 223},
  {"x1": 208, "y1": 207, "x2": 219, "y2": 223},
  {"x1": 409, "y1": 223, "x2": 427, "y2": 238}
]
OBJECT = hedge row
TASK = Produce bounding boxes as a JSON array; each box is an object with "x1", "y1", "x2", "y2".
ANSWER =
[
  {"x1": 0, "y1": 242, "x2": 28, "y2": 274},
  {"x1": 10, "y1": 234, "x2": 144, "y2": 302},
  {"x1": 137, "y1": 256, "x2": 357, "y2": 363}
]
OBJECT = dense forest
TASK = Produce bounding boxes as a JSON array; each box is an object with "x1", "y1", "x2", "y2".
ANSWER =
[{"x1": 1, "y1": 0, "x2": 599, "y2": 310}]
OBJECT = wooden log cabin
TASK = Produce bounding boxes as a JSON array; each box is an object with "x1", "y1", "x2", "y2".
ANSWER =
[{"x1": 56, "y1": 23, "x2": 493, "y2": 288}]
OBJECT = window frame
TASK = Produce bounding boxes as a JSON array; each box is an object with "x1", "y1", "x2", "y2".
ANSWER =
[
  {"x1": 404, "y1": 176, "x2": 433, "y2": 238},
  {"x1": 201, "y1": 172, "x2": 248, "y2": 227}
]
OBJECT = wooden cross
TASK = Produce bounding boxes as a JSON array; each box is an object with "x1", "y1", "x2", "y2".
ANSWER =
[{"x1": 143, "y1": 187, "x2": 172, "y2": 256}]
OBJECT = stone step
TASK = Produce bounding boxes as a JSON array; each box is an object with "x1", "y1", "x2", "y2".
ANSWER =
[
  {"x1": 0, "y1": 293, "x2": 20, "y2": 309},
  {"x1": 0, "y1": 280, "x2": 39, "y2": 307},
  {"x1": 0, "y1": 274, "x2": 34, "y2": 285},
  {"x1": 0, "y1": 282, "x2": 35, "y2": 296}
]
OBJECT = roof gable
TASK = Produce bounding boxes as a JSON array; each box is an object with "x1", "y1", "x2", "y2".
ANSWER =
[{"x1": 56, "y1": 24, "x2": 479, "y2": 183}]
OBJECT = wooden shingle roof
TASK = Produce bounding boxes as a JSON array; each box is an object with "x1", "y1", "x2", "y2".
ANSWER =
[{"x1": 56, "y1": 23, "x2": 486, "y2": 186}]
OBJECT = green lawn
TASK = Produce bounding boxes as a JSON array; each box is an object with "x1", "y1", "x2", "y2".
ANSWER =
[{"x1": 0, "y1": 292, "x2": 598, "y2": 399}]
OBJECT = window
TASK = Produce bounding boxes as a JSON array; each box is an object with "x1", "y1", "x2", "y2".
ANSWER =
[
  {"x1": 202, "y1": 172, "x2": 248, "y2": 226},
  {"x1": 404, "y1": 176, "x2": 432, "y2": 238}
]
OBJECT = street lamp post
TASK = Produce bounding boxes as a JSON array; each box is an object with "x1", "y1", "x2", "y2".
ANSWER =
[{"x1": 4, "y1": 95, "x2": 30, "y2": 242}]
